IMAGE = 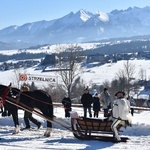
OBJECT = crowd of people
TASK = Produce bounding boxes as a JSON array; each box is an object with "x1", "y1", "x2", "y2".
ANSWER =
[
  {"x1": 0, "y1": 84, "x2": 136, "y2": 123},
  {"x1": 61, "y1": 87, "x2": 137, "y2": 119},
  {"x1": 66, "y1": 88, "x2": 133, "y2": 142}
]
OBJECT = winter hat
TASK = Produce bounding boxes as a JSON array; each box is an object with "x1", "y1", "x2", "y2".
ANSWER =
[
  {"x1": 104, "y1": 88, "x2": 108, "y2": 92},
  {"x1": 84, "y1": 88, "x2": 88, "y2": 91},
  {"x1": 22, "y1": 86, "x2": 30, "y2": 91},
  {"x1": 95, "y1": 93, "x2": 98, "y2": 96},
  {"x1": 115, "y1": 91, "x2": 125, "y2": 97}
]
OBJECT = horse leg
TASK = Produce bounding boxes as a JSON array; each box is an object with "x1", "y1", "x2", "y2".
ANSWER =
[
  {"x1": 11, "y1": 110, "x2": 20, "y2": 134},
  {"x1": 44, "y1": 121, "x2": 52, "y2": 137},
  {"x1": 41, "y1": 107, "x2": 53, "y2": 137}
]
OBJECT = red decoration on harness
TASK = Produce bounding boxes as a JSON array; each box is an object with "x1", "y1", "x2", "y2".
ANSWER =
[
  {"x1": 1, "y1": 85, "x2": 11, "y2": 104},
  {"x1": 0, "y1": 101, "x2": 3, "y2": 108}
]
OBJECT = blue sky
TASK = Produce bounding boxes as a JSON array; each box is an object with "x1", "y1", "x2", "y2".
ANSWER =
[{"x1": 0, "y1": 0, "x2": 150, "y2": 30}]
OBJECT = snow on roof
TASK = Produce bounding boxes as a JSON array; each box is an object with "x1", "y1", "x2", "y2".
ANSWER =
[
  {"x1": 138, "y1": 89, "x2": 150, "y2": 99},
  {"x1": 138, "y1": 90, "x2": 150, "y2": 95}
]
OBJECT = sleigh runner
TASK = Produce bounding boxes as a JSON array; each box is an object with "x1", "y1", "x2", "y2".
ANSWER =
[{"x1": 70, "y1": 112, "x2": 129, "y2": 142}]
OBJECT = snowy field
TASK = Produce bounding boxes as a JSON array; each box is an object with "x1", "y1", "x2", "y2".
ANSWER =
[
  {"x1": 1, "y1": 59, "x2": 150, "y2": 88},
  {"x1": 0, "y1": 57, "x2": 150, "y2": 149},
  {"x1": 0, "y1": 107, "x2": 150, "y2": 150}
]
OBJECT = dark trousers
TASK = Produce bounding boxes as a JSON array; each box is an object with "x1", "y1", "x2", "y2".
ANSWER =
[
  {"x1": 93, "y1": 111, "x2": 99, "y2": 118},
  {"x1": 131, "y1": 108, "x2": 134, "y2": 116},
  {"x1": 64, "y1": 108, "x2": 71, "y2": 118},
  {"x1": 24, "y1": 111, "x2": 40, "y2": 128},
  {"x1": 83, "y1": 107, "x2": 92, "y2": 118},
  {"x1": 104, "y1": 108, "x2": 109, "y2": 117}
]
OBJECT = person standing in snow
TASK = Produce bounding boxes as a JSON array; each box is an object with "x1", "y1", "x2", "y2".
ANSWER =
[
  {"x1": 100, "y1": 88, "x2": 111, "y2": 117},
  {"x1": 93, "y1": 93, "x2": 101, "y2": 118},
  {"x1": 62, "y1": 94, "x2": 72, "y2": 118},
  {"x1": 81, "y1": 88, "x2": 93, "y2": 118},
  {"x1": 129, "y1": 97, "x2": 136, "y2": 116},
  {"x1": 22, "y1": 86, "x2": 41, "y2": 129}
]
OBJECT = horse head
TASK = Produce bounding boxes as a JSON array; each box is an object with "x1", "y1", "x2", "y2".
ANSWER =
[{"x1": 0, "y1": 84, "x2": 7, "y2": 96}]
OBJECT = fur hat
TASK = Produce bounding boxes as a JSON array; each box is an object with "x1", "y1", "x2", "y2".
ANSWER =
[
  {"x1": 104, "y1": 88, "x2": 108, "y2": 92},
  {"x1": 84, "y1": 88, "x2": 88, "y2": 91},
  {"x1": 22, "y1": 86, "x2": 30, "y2": 91},
  {"x1": 115, "y1": 91, "x2": 125, "y2": 97},
  {"x1": 94, "y1": 92, "x2": 98, "y2": 96}
]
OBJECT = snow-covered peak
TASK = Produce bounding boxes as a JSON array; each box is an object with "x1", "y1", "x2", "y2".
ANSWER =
[
  {"x1": 0, "y1": 7, "x2": 150, "y2": 49},
  {"x1": 109, "y1": 6, "x2": 150, "y2": 27},
  {"x1": 3, "y1": 25, "x2": 19, "y2": 30},
  {"x1": 12, "y1": 25, "x2": 18, "y2": 30},
  {"x1": 95, "y1": 11, "x2": 109, "y2": 22},
  {"x1": 75, "y1": 9, "x2": 92, "y2": 22}
]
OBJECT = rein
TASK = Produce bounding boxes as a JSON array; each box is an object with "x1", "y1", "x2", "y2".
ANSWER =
[
  {"x1": 0, "y1": 85, "x2": 64, "y2": 109},
  {"x1": 11, "y1": 88, "x2": 54, "y2": 107},
  {"x1": 5, "y1": 97, "x2": 72, "y2": 131}
]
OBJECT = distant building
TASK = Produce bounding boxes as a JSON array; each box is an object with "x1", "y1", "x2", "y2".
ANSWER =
[
  {"x1": 41, "y1": 54, "x2": 55, "y2": 66},
  {"x1": 87, "y1": 53, "x2": 105, "y2": 63}
]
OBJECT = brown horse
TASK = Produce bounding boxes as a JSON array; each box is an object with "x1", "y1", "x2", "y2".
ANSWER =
[{"x1": 0, "y1": 84, "x2": 53, "y2": 137}]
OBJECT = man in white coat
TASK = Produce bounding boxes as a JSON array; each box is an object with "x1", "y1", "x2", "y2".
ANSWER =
[{"x1": 111, "y1": 91, "x2": 132, "y2": 141}]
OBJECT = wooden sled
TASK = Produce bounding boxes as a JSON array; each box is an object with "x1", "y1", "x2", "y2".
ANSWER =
[{"x1": 71, "y1": 117, "x2": 128, "y2": 142}]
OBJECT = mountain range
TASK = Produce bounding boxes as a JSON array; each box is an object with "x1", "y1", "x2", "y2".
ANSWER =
[{"x1": 0, "y1": 6, "x2": 150, "y2": 50}]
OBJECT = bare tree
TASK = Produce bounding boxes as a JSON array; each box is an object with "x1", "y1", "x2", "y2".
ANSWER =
[
  {"x1": 115, "y1": 61, "x2": 135, "y2": 97},
  {"x1": 56, "y1": 44, "x2": 84, "y2": 97},
  {"x1": 102, "y1": 80, "x2": 110, "y2": 88},
  {"x1": 71, "y1": 76, "x2": 85, "y2": 100},
  {"x1": 124, "y1": 61, "x2": 135, "y2": 97},
  {"x1": 43, "y1": 83, "x2": 65, "y2": 102},
  {"x1": 115, "y1": 69, "x2": 127, "y2": 91},
  {"x1": 138, "y1": 68, "x2": 146, "y2": 81}
]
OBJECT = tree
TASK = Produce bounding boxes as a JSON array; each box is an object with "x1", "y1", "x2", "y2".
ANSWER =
[
  {"x1": 124, "y1": 61, "x2": 135, "y2": 97},
  {"x1": 56, "y1": 44, "x2": 84, "y2": 97},
  {"x1": 138, "y1": 68, "x2": 146, "y2": 81},
  {"x1": 115, "y1": 60, "x2": 135, "y2": 97},
  {"x1": 43, "y1": 83, "x2": 65, "y2": 103},
  {"x1": 110, "y1": 79, "x2": 120, "y2": 97},
  {"x1": 70, "y1": 76, "x2": 85, "y2": 101},
  {"x1": 115, "y1": 69, "x2": 127, "y2": 91}
]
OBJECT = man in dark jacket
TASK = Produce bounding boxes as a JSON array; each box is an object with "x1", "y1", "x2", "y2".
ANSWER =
[
  {"x1": 62, "y1": 94, "x2": 72, "y2": 118},
  {"x1": 22, "y1": 86, "x2": 41, "y2": 129},
  {"x1": 81, "y1": 88, "x2": 93, "y2": 118}
]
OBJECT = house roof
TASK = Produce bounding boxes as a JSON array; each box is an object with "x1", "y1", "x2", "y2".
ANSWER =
[
  {"x1": 138, "y1": 89, "x2": 150, "y2": 99},
  {"x1": 138, "y1": 90, "x2": 150, "y2": 95}
]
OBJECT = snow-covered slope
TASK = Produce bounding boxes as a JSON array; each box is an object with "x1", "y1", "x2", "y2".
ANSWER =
[
  {"x1": 0, "y1": 59, "x2": 150, "y2": 90},
  {"x1": 0, "y1": 54, "x2": 150, "y2": 149}
]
